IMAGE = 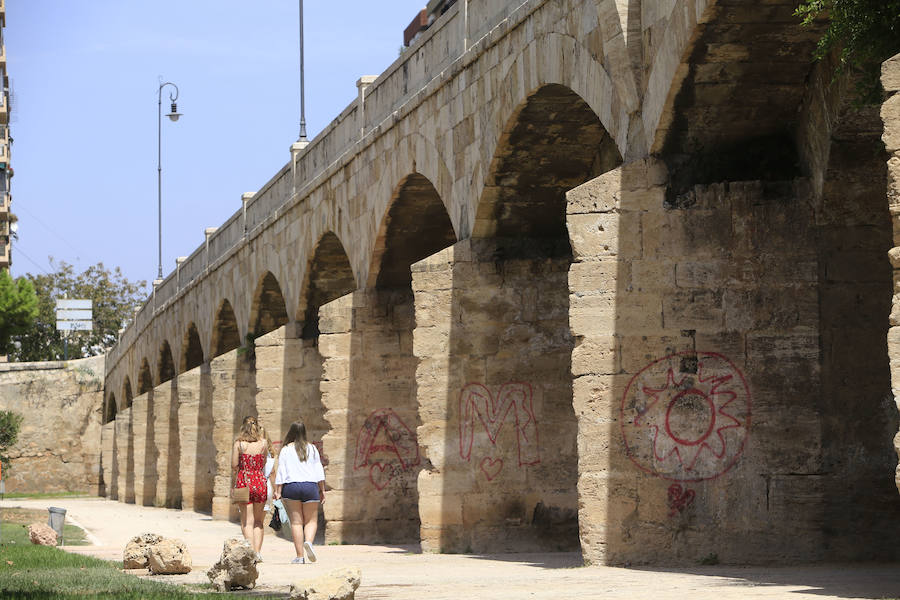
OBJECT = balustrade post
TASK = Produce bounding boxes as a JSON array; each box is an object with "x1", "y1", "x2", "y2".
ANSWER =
[
  {"x1": 204, "y1": 227, "x2": 217, "y2": 270},
  {"x1": 356, "y1": 76, "x2": 377, "y2": 140},
  {"x1": 241, "y1": 192, "x2": 254, "y2": 237}
]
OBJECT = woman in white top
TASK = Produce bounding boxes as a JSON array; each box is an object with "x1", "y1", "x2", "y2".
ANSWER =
[{"x1": 274, "y1": 420, "x2": 325, "y2": 564}]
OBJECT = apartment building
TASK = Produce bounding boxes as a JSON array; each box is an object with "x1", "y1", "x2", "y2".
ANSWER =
[
  {"x1": 0, "y1": 0, "x2": 13, "y2": 271},
  {"x1": 403, "y1": 0, "x2": 458, "y2": 47}
]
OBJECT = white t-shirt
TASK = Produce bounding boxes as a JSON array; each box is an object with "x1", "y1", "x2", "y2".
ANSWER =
[{"x1": 276, "y1": 443, "x2": 325, "y2": 485}]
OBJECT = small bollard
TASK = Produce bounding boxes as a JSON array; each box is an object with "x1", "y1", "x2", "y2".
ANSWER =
[{"x1": 47, "y1": 507, "x2": 66, "y2": 545}]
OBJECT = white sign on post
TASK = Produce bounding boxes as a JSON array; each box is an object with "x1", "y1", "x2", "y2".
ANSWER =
[{"x1": 55, "y1": 299, "x2": 93, "y2": 332}]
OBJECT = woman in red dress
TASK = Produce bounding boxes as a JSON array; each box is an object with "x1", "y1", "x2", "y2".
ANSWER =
[{"x1": 231, "y1": 416, "x2": 271, "y2": 556}]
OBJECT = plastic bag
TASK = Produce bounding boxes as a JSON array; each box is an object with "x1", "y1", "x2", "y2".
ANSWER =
[{"x1": 269, "y1": 506, "x2": 282, "y2": 531}]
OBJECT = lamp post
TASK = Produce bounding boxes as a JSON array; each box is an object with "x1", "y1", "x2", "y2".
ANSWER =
[
  {"x1": 157, "y1": 81, "x2": 182, "y2": 282},
  {"x1": 298, "y1": 0, "x2": 307, "y2": 142}
]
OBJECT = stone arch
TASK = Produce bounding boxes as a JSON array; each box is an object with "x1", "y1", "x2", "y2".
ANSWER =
[
  {"x1": 122, "y1": 377, "x2": 133, "y2": 409},
  {"x1": 361, "y1": 131, "x2": 459, "y2": 286},
  {"x1": 181, "y1": 322, "x2": 204, "y2": 372},
  {"x1": 336, "y1": 171, "x2": 458, "y2": 544},
  {"x1": 298, "y1": 231, "x2": 356, "y2": 338},
  {"x1": 427, "y1": 80, "x2": 622, "y2": 554},
  {"x1": 211, "y1": 299, "x2": 241, "y2": 358},
  {"x1": 367, "y1": 173, "x2": 458, "y2": 289},
  {"x1": 137, "y1": 359, "x2": 153, "y2": 396},
  {"x1": 158, "y1": 340, "x2": 176, "y2": 384},
  {"x1": 104, "y1": 392, "x2": 117, "y2": 424},
  {"x1": 473, "y1": 83, "x2": 622, "y2": 256},
  {"x1": 464, "y1": 31, "x2": 628, "y2": 241},
  {"x1": 248, "y1": 271, "x2": 289, "y2": 337},
  {"x1": 647, "y1": 0, "x2": 828, "y2": 200}
]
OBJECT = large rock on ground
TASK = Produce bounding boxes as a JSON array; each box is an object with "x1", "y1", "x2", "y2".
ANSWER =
[
  {"x1": 28, "y1": 523, "x2": 57, "y2": 546},
  {"x1": 148, "y1": 538, "x2": 192, "y2": 574},
  {"x1": 123, "y1": 533, "x2": 163, "y2": 569},
  {"x1": 207, "y1": 537, "x2": 259, "y2": 591},
  {"x1": 290, "y1": 567, "x2": 362, "y2": 600}
]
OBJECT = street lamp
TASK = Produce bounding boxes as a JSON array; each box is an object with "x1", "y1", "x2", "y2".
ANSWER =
[
  {"x1": 298, "y1": 0, "x2": 307, "y2": 142},
  {"x1": 157, "y1": 81, "x2": 182, "y2": 282}
]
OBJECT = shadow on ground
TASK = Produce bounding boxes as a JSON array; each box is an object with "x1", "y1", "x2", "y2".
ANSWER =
[{"x1": 629, "y1": 564, "x2": 900, "y2": 599}]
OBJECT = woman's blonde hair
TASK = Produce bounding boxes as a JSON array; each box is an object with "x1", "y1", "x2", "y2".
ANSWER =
[
  {"x1": 258, "y1": 425, "x2": 275, "y2": 457},
  {"x1": 237, "y1": 416, "x2": 260, "y2": 442},
  {"x1": 283, "y1": 420, "x2": 309, "y2": 462}
]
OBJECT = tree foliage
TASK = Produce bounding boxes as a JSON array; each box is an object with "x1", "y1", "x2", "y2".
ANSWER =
[
  {"x1": 12, "y1": 260, "x2": 147, "y2": 362},
  {"x1": 0, "y1": 410, "x2": 22, "y2": 472},
  {"x1": 796, "y1": 0, "x2": 900, "y2": 102},
  {"x1": 0, "y1": 270, "x2": 38, "y2": 355}
]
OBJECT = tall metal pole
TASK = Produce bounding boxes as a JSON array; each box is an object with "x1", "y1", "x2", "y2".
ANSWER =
[
  {"x1": 157, "y1": 81, "x2": 179, "y2": 281},
  {"x1": 298, "y1": 0, "x2": 308, "y2": 142},
  {"x1": 157, "y1": 86, "x2": 163, "y2": 281}
]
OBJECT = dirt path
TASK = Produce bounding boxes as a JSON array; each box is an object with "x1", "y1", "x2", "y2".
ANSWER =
[{"x1": 2, "y1": 497, "x2": 899, "y2": 599}]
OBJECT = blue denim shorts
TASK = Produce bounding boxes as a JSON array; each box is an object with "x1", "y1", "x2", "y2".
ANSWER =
[{"x1": 282, "y1": 481, "x2": 319, "y2": 503}]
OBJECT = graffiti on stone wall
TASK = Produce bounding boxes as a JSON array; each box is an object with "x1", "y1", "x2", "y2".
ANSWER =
[
  {"x1": 621, "y1": 352, "x2": 751, "y2": 483},
  {"x1": 667, "y1": 484, "x2": 695, "y2": 517},
  {"x1": 354, "y1": 409, "x2": 420, "y2": 490},
  {"x1": 459, "y1": 382, "x2": 540, "y2": 481}
]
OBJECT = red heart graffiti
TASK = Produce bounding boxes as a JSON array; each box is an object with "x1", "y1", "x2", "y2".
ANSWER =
[
  {"x1": 480, "y1": 456, "x2": 504, "y2": 481},
  {"x1": 667, "y1": 483, "x2": 696, "y2": 517},
  {"x1": 369, "y1": 463, "x2": 394, "y2": 490}
]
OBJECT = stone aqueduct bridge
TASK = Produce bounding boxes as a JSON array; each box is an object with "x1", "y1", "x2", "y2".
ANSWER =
[{"x1": 99, "y1": 0, "x2": 900, "y2": 564}]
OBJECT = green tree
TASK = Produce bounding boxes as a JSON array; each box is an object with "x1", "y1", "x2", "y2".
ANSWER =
[
  {"x1": 0, "y1": 410, "x2": 22, "y2": 472},
  {"x1": 11, "y1": 260, "x2": 147, "y2": 362},
  {"x1": 0, "y1": 270, "x2": 38, "y2": 355},
  {"x1": 796, "y1": 0, "x2": 900, "y2": 102}
]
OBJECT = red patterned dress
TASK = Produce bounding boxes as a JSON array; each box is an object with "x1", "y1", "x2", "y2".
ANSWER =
[{"x1": 235, "y1": 452, "x2": 267, "y2": 504}]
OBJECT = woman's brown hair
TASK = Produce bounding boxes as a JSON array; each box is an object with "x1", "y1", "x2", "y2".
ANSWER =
[{"x1": 283, "y1": 420, "x2": 309, "y2": 461}]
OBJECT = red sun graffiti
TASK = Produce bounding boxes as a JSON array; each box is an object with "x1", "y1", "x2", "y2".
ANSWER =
[{"x1": 620, "y1": 352, "x2": 751, "y2": 482}]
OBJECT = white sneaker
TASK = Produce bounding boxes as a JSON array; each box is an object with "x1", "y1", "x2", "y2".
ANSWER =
[
  {"x1": 303, "y1": 541, "x2": 317, "y2": 563},
  {"x1": 291, "y1": 556, "x2": 305, "y2": 564}
]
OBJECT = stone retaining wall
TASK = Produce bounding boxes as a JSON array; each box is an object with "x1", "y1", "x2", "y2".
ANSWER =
[{"x1": 0, "y1": 356, "x2": 104, "y2": 495}]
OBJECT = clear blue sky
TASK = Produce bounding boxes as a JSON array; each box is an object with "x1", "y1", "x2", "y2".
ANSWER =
[{"x1": 7, "y1": 1, "x2": 425, "y2": 287}]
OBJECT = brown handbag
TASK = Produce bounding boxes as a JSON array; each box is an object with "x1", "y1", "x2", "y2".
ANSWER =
[{"x1": 231, "y1": 486, "x2": 250, "y2": 504}]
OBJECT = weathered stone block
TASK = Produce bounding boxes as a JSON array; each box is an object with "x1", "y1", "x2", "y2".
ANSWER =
[
  {"x1": 883, "y1": 53, "x2": 900, "y2": 93},
  {"x1": 884, "y1": 93, "x2": 900, "y2": 154},
  {"x1": 566, "y1": 169, "x2": 621, "y2": 214}
]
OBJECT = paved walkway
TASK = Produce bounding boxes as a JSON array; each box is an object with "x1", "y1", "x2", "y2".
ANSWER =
[{"x1": 2, "y1": 497, "x2": 900, "y2": 599}]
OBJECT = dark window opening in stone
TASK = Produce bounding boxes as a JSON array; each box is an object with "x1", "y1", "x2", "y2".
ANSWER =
[
  {"x1": 212, "y1": 300, "x2": 241, "y2": 357},
  {"x1": 137, "y1": 360, "x2": 153, "y2": 396},
  {"x1": 158, "y1": 341, "x2": 176, "y2": 384},
  {"x1": 474, "y1": 83, "x2": 621, "y2": 260},
  {"x1": 371, "y1": 173, "x2": 457, "y2": 290},
  {"x1": 251, "y1": 272, "x2": 289, "y2": 337},
  {"x1": 122, "y1": 378, "x2": 133, "y2": 409},
  {"x1": 104, "y1": 393, "x2": 117, "y2": 424},
  {"x1": 301, "y1": 232, "x2": 355, "y2": 339},
  {"x1": 182, "y1": 323, "x2": 204, "y2": 372}
]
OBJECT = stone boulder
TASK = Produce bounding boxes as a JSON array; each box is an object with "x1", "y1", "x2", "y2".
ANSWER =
[
  {"x1": 290, "y1": 567, "x2": 362, "y2": 600},
  {"x1": 206, "y1": 537, "x2": 259, "y2": 591},
  {"x1": 148, "y1": 538, "x2": 192, "y2": 575},
  {"x1": 123, "y1": 533, "x2": 163, "y2": 569},
  {"x1": 28, "y1": 523, "x2": 57, "y2": 546}
]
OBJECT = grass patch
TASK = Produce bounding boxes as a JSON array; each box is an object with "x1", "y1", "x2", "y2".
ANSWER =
[
  {"x1": 0, "y1": 544, "x2": 283, "y2": 599},
  {"x1": 0, "y1": 508, "x2": 88, "y2": 546},
  {"x1": 1, "y1": 492, "x2": 93, "y2": 500}
]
